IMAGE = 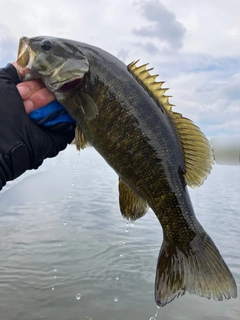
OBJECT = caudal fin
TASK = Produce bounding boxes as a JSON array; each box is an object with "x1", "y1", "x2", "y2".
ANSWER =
[{"x1": 155, "y1": 232, "x2": 237, "y2": 307}]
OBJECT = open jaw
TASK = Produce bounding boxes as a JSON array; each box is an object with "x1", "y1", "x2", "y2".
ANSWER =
[
  {"x1": 17, "y1": 45, "x2": 85, "y2": 92},
  {"x1": 17, "y1": 37, "x2": 35, "y2": 69},
  {"x1": 17, "y1": 36, "x2": 87, "y2": 92}
]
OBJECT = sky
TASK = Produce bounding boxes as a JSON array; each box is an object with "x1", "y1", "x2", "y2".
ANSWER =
[{"x1": 0, "y1": 0, "x2": 239, "y2": 138}]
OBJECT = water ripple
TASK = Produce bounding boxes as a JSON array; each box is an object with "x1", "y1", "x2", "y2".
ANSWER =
[{"x1": 0, "y1": 147, "x2": 239, "y2": 320}]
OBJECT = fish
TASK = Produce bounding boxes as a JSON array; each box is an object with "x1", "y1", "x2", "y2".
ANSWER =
[{"x1": 16, "y1": 36, "x2": 237, "y2": 307}]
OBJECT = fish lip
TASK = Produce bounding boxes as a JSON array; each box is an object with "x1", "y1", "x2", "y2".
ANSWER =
[
  {"x1": 17, "y1": 37, "x2": 30, "y2": 67},
  {"x1": 17, "y1": 36, "x2": 36, "y2": 73}
]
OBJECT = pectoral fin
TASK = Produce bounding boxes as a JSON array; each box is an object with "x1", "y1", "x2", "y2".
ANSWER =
[
  {"x1": 80, "y1": 92, "x2": 99, "y2": 121},
  {"x1": 118, "y1": 178, "x2": 148, "y2": 221}
]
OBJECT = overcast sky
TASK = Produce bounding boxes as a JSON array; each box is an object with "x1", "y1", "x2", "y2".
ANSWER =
[{"x1": 0, "y1": 0, "x2": 239, "y2": 137}]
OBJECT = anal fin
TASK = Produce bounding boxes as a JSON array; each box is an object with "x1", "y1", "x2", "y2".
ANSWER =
[{"x1": 118, "y1": 178, "x2": 148, "y2": 221}]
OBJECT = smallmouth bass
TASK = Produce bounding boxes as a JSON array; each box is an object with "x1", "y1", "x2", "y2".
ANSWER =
[{"x1": 17, "y1": 36, "x2": 237, "y2": 307}]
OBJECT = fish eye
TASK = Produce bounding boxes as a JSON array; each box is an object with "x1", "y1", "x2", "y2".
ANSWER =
[{"x1": 41, "y1": 40, "x2": 52, "y2": 51}]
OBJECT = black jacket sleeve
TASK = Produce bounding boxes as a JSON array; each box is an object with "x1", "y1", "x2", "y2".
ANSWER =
[{"x1": 0, "y1": 64, "x2": 75, "y2": 190}]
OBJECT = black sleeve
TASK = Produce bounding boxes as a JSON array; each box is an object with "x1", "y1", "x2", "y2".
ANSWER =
[{"x1": 0, "y1": 64, "x2": 75, "y2": 190}]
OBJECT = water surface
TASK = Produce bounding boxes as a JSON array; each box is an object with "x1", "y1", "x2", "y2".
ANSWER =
[{"x1": 0, "y1": 146, "x2": 239, "y2": 320}]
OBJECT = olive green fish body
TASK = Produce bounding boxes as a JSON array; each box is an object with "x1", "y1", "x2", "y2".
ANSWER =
[
  {"x1": 55, "y1": 43, "x2": 202, "y2": 244},
  {"x1": 17, "y1": 36, "x2": 237, "y2": 307}
]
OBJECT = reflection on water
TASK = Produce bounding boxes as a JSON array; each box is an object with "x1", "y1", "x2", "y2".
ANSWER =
[{"x1": 0, "y1": 145, "x2": 239, "y2": 320}]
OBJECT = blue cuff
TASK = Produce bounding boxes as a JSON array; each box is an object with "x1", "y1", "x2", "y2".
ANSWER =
[{"x1": 29, "y1": 100, "x2": 75, "y2": 127}]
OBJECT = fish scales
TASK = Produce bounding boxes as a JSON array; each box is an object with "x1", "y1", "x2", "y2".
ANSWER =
[
  {"x1": 16, "y1": 36, "x2": 237, "y2": 307},
  {"x1": 58, "y1": 43, "x2": 199, "y2": 242}
]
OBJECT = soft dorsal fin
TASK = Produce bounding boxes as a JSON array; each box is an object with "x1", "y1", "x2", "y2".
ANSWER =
[
  {"x1": 127, "y1": 61, "x2": 214, "y2": 188},
  {"x1": 170, "y1": 112, "x2": 214, "y2": 187}
]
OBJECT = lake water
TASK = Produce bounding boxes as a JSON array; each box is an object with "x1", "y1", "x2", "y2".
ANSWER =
[{"x1": 0, "y1": 145, "x2": 239, "y2": 320}]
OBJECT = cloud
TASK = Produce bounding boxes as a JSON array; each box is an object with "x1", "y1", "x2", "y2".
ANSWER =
[
  {"x1": 164, "y1": 64, "x2": 240, "y2": 137},
  {"x1": 132, "y1": 0, "x2": 186, "y2": 50},
  {"x1": 0, "y1": 0, "x2": 238, "y2": 138},
  {"x1": 0, "y1": 25, "x2": 18, "y2": 66},
  {"x1": 117, "y1": 49, "x2": 130, "y2": 63},
  {"x1": 222, "y1": 73, "x2": 240, "y2": 101},
  {"x1": 134, "y1": 41, "x2": 160, "y2": 55}
]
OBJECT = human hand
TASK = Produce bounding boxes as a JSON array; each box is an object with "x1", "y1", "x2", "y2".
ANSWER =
[
  {"x1": 17, "y1": 79, "x2": 55, "y2": 114},
  {"x1": 12, "y1": 61, "x2": 75, "y2": 130},
  {"x1": 0, "y1": 63, "x2": 76, "y2": 190},
  {"x1": 12, "y1": 60, "x2": 56, "y2": 113}
]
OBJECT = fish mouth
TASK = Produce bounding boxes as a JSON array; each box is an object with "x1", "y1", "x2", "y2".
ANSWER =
[
  {"x1": 17, "y1": 37, "x2": 36, "y2": 68},
  {"x1": 16, "y1": 36, "x2": 88, "y2": 92},
  {"x1": 17, "y1": 37, "x2": 37, "y2": 78}
]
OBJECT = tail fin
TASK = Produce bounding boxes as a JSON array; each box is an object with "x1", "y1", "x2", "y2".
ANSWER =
[{"x1": 155, "y1": 232, "x2": 237, "y2": 307}]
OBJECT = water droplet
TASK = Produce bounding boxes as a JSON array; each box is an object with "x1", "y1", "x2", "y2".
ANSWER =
[
  {"x1": 64, "y1": 222, "x2": 67, "y2": 226},
  {"x1": 52, "y1": 287, "x2": 55, "y2": 291},
  {"x1": 116, "y1": 276, "x2": 119, "y2": 280},
  {"x1": 149, "y1": 317, "x2": 156, "y2": 320},
  {"x1": 122, "y1": 241, "x2": 125, "y2": 244},
  {"x1": 59, "y1": 243, "x2": 62, "y2": 247},
  {"x1": 54, "y1": 276, "x2": 56, "y2": 279},
  {"x1": 69, "y1": 193, "x2": 72, "y2": 198},
  {"x1": 76, "y1": 293, "x2": 81, "y2": 300},
  {"x1": 54, "y1": 269, "x2": 57, "y2": 272},
  {"x1": 114, "y1": 297, "x2": 118, "y2": 302},
  {"x1": 155, "y1": 306, "x2": 160, "y2": 317},
  {"x1": 119, "y1": 254, "x2": 123, "y2": 257},
  {"x1": 67, "y1": 205, "x2": 71, "y2": 208},
  {"x1": 130, "y1": 221, "x2": 135, "y2": 227},
  {"x1": 72, "y1": 183, "x2": 74, "y2": 187},
  {"x1": 125, "y1": 228, "x2": 128, "y2": 233}
]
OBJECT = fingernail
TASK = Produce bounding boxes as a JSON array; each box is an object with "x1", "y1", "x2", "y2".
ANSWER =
[
  {"x1": 24, "y1": 100, "x2": 34, "y2": 114},
  {"x1": 17, "y1": 85, "x2": 30, "y2": 98}
]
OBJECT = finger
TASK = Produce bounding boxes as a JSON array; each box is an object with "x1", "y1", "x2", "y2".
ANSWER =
[
  {"x1": 17, "y1": 80, "x2": 45, "y2": 99},
  {"x1": 23, "y1": 87, "x2": 56, "y2": 114},
  {"x1": 12, "y1": 61, "x2": 24, "y2": 79}
]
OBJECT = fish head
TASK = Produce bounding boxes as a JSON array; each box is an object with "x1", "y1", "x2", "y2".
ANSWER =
[{"x1": 17, "y1": 36, "x2": 89, "y2": 92}]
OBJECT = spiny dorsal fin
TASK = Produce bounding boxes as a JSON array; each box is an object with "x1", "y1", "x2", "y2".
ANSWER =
[
  {"x1": 127, "y1": 60, "x2": 214, "y2": 188},
  {"x1": 128, "y1": 60, "x2": 174, "y2": 112}
]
